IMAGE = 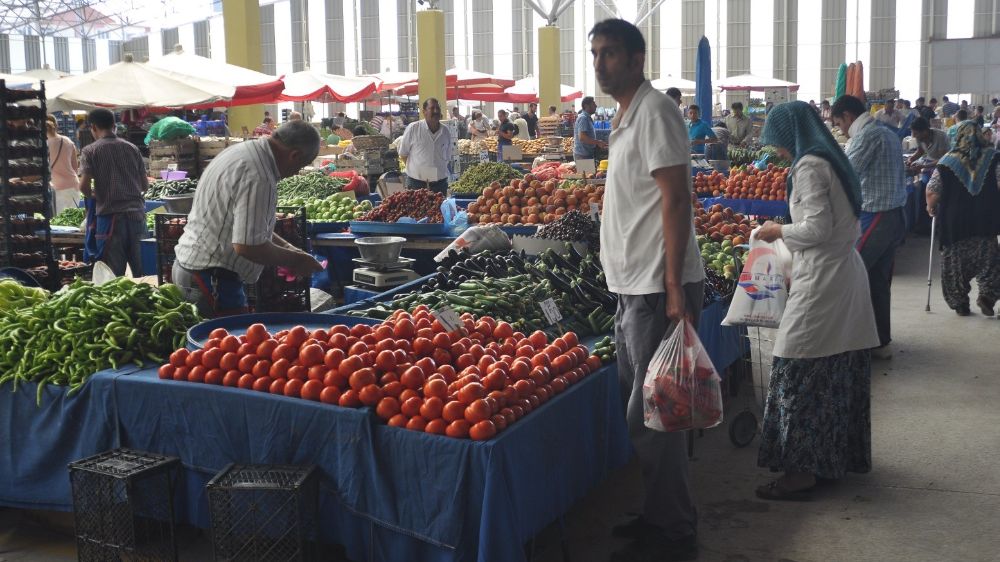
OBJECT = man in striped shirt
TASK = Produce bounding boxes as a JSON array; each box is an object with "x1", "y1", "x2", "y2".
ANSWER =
[
  {"x1": 173, "y1": 121, "x2": 323, "y2": 316},
  {"x1": 78, "y1": 109, "x2": 148, "y2": 277}
]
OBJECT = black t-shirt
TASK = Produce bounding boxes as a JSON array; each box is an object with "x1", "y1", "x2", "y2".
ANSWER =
[
  {"x1": 524, "y1": 113, "x2": 539, "y2": 137},
  {"x1": 499, "y1": 121, "x2": 518, "y2": 143}
]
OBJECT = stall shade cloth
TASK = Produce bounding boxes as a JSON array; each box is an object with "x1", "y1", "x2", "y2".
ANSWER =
[
  {"x1": 473, "y1": 76, "x2": 582, "y2": 104},
  {"x1": 394, "y1": 69, "x2": 516, "y2": 98},
  {"x1": 0, "y1": 72, "x2": 34, "y2": 89},
  {"x1": 279, "y1": 70, "x2": 379, "y2": 102},
  {"x1": 46, "y1": 56, "x2": 236, "y2": 111},
  {"x1": 367, "y1": 71, "x2": 419, "y2": 91},
  {"x1": 651, "y1": 76, "x2": 698, "y2": 94},
  {"x1": 16, "y1": 66, "x2": 71, "y2": 81},
  {"x1": 695, "y1": 36, "x2": 713, "y2": 125},
  {"x1": 148, "y1": 47, "x2": 284, "y2": 107},
  {"x1": 715, "y1": 73, "x2": 801, "y2": 92}
]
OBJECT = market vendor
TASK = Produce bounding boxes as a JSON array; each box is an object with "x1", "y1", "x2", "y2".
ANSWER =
[
  {"x1": 724, "y1": 101, "x2": 752, "y2": 145},
  {"x1": 253, "y1": 117, "x2": 276, "y2": 137},
  {"x1": 573, "y1": 96, "x2": 607, "y2": 161},
  {"x1": 468, "y1": 110, "x2": 490, "y2": 140},
  {"x1": 398, "y1": 97, "x2": 453, "y2": 195},
  {"x1": 907, "y1": 117, "x2": 950, "y2": 167},
  {"x1": 687, "y1": 105, "x2": 716, "y2": 155},
  {"x1": 172, "y1": 121, "x2": 324, "y2": 317}
]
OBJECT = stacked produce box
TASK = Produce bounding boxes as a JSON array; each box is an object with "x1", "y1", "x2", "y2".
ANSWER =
[
  {"x1": 148, "y1": 138, "x2": 198, "y2": 178},
  {"x1": 0, "y1": 81, "x2": 59, "y2": 288},
  {"x1": 197, "y1": 137, "x2": 243, "y2": 174}
]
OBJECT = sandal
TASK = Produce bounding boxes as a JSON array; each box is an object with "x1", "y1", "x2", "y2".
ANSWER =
[{"x1": 755, "y1": 480, "x2": 814, "y2": 502}]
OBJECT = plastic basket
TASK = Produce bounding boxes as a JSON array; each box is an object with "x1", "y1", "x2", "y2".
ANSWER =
[
  {"x1": 351, "y1": 134, "x2": 389, "y2": 151},
  {"x1": 68, "y1": 448, "x2": 180, "y2": 562},
  {"x1": 207, "y1": 464, "x2": 319, "y2": 562}
]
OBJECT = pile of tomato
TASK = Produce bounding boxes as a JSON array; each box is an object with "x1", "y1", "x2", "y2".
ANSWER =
[{"x1": 158, "y1": 306, "x2": 603, "y2": 441}]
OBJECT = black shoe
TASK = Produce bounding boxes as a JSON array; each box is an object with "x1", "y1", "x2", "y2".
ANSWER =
[
  {"x1": 609, "y1": 533, "x2": 699, "y2": 562},
  {"x1": 611, "y1": 515, "x2": 659, "y2": 540},
  {"x1": 956, "y1": 306, "x2": 971, "y2": 316},
  {"x1": 976, "y1": 297, "x2": 995, "y2": 317}
]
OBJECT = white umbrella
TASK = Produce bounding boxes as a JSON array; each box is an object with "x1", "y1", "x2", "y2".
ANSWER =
[
  {"x1": 148, "y1": 46, "x2": 284, "y2": 106},
  {"x1": 0, "y1": 72, "x2": 34, "y2": 89},
  {"x1": 650, "y1": 75, "x2": 699, "y2": 94},
  {"x1": 715, "y1": 73, "x2": 800, "y2": 92},
  {"x1": 278, "y1": 69, "x2": 379, "y2": 103},
  {"x1": 46, "y1": 54, "x2": 237, "y2": 111},
  {"x1": 17, "y1": 65, "x2": 71, "y2": 81}
]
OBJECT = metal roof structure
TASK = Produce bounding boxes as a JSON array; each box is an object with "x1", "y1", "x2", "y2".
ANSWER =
[{"x1": 0, "y1": 0, "x2": 212, "y2": 39}]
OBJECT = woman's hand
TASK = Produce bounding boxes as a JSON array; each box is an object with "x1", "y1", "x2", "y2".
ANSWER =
[{"x1": 756, "y1": 221, "x2": 783, "y2": 242}]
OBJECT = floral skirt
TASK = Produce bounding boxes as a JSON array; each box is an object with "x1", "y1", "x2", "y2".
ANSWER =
[{"x1": 756, "y1": 349, "x2": 872, "y2": 479}]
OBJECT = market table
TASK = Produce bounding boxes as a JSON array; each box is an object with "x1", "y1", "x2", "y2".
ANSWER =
[
  {"x1": 699, "y1": 196, "x2": 789, "y2": 218},
  {"x1": 109, "y1": 360, "x2": 631, "y2": 562}
]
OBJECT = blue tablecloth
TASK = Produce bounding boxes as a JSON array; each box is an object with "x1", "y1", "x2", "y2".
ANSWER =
[
  {"x1": 111, "y1": 362, "x2": 630, "y2": 562},
  {"x1": 700, "y1": 197, "x2": 789, "y2": 218},
  {"x1": 0, "y1": 366, "x2": 140, "y2": 510}
]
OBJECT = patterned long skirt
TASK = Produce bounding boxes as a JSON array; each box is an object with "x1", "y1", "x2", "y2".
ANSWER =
[
  {"x1": 757, "y1": 350, "x2": 872, "y2": 479},
  {"x1": 941, "y1": 236, "x2": 1000, "y2": 311}
]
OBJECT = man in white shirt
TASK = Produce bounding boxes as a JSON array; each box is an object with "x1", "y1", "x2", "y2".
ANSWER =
[
  {"x1": 172, "y1": 121, "x2": 324, "y2": 317},
  {"x1": 591, "y1": 18, "x2": 703, "y2": 562},
  {"x1": 874, "y1": 99, "x2": 903, "y2": 128},
  {"x1": 398, "y1": 98, "x2": 453, "y2": 195}
]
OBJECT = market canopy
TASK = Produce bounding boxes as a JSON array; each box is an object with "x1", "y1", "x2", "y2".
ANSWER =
[
  {"x1": 473, "y1": 76, "x2": 582, "y2": 104},
  {"x1": 394, "y1": 68, "x2": 516, "y2": 99},
  {"x1": 715, "y1": 73, "x2": 800, "y2": 92},
  {"x1": 0, "y1": 72, "x2": 33, "y2": 89},
  {"x1": 148, "y1": 45, "x2": 284, "y2": 107},
  {"x1": 367, "y1": 71, "x2": 418, "y2": 92},
  {"x1": 650, "y1": 75, "x2": 698, "y2": 94},
  {"x1": 17, "y1": 65, "x2": 71, "y2": 81},
  {"x1": 278, "y1": 70, "x2": 379, "y2": 103},
  {"x1": 46, "y1": 54, "x2": 237, "y2": 111}
]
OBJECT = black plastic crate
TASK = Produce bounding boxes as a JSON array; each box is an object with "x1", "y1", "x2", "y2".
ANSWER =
[
  {"x1": 207, "y1": 464, "x2": 319, "y2": 562},
  {"x1": 68, "y1": 448, "x2": 180, "y2": 562},
  {"x1": 154, "y1": 214, "x2": 187, "y2": 285},
  {"x1": 274, "y1": 206, "x2": 308, "y2": 251}
]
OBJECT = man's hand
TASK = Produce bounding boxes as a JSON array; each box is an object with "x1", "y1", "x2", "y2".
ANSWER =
[
  {"x1": 926, "y1": 204, "x2": 937, "y2": 218},
  {"x1": 665, "y1": 282, "x2": 688, "y2": 324},
  {"x1": 756, "y1": 221, "x2": 783, "y2": 242},
  {"x1": 288, "y1": 252, "x2": 324, "y2": 278}
]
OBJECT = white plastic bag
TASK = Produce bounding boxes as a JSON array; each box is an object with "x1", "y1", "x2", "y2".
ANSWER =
[
  {"x1": 433, "y1": 225, "x2": 512, "y2": 262},
  {"x1": 721, "y1": 227, "x2": 792, "y2": 328},
  {"x1": 642, "y1": 320, "x2": 724, "y2": 432}
]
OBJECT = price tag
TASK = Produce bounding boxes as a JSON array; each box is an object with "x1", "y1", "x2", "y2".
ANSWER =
[
  {"x1": 588, "y1": 202, "x2": 600, "y2": 222},
  {"x1": 166, "y1": 163, "x2": 178, "y2": 171},
  {"x1": 540, "y1": 298, "x2": 563, "y2": 325},
  {"x1": 432, "y1": 306, "x2": 463, "y2": 333}
]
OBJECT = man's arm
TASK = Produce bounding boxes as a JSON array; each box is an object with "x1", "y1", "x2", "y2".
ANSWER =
[
  {"x1": 233, "y1": 240, "x2": 321, "y2": 277},
  {"x1": 79, "y1": 172, "x2": 93, "y2": 198},
  {"x1": 907, "y1": 146, "x2": 926, "y2": 164},
  {"x1": 652, "y1": 164, "x2": 693, "y2": 323}
]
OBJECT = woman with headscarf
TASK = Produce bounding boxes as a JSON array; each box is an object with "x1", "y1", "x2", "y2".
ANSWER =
[
  {"x1": 752, "y1": 101, "x2": 880, "y2": 500},
  {"x1": 925, "y1": 121, "x2": 1000, "y2": 316}
]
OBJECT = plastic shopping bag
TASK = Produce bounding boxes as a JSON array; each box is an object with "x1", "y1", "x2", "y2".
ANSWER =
[
  {"x1": 642, "y1": 320, "x2": 724, "y2": 432},
  {"x1": 433, "y1": 225, "x2": 512, "y2": 262},
  {"x1": 721, "y1": 228, "x2": 792, "y2": 328}
]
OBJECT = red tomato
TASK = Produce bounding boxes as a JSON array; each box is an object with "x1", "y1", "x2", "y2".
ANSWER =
[
  {"x1": 431, "y1": 332, "x2": 451, "y2": 349},
  {"x1": 349, "y1": 368, "x2": 376, "y2": 391},
  {"x1": 493, "y1": 322, "x2": 514, "y2": 340},
  {"x1": 252, "y1": 376, "x2": 273, "y2": 392},
  {"x1": 323, "y1": 348, "x2": 346, "y2": 369},
  {"x1": 328, "y1": 333, "x2": 349, "y2": 350},
  {"x1": 284, "y1": 378, "x2": 304, "y2": 398},
  {"x1": 562, "y1": 332, "x2": 579, "y2": 349},
  {"x1": 201, "y1": 368, "x2": 221, "y2": 385},
  {"x1": 269, "y1": 378, "x2": 287, "y2": 394},
  {"x1": 411, "y1": 337, "x2": 433, "y2": 357},
  {"x1": 237, "y1": 373, "x2": 255, "y2": 389},
  {"x1": 406, "y1": 416, "x2": 428, "y2": 431},
  {"x1": 528, "y1": 331, "x2": 548, "y2": 349},
  {"x1": 414, "y1": 357, "x2": 436, "y2": 376},
  {"x1": 218, "y1": 335, "x2": 240, "y2": 354},
  {"x1": 425, "y1": 418, "x2": 448, "y2": 435},
  {"x1": 464, "y1": 399, "x2": 491, "y2": 424},
  {"x1": 299, "y1": 344, "x2": 325, "y2": 368},
  {"x1": 360, "y1": 333, "x2": 378, "y2": 346},
  {"x1": 500, "y1": 407, "x2": 516, "y2": 425},
  {"x1": 446, "y1": 420, "x2": 471, "y2": 438},
  {"x1": 338, "y1": 355, "x2": 364, "y2": 379},
  {"x1": 483, "y1": 371, "x2": 506, "y2": 391},
  {"x1": 269, "y1": 358, "x2": 290, "y2": 379},
  {"x1": 169, "y1": 349, "x2": 189, "y2": 368},
  {"x1": 382, "y1": 381, "x2": 404, "y2": 398},
  {"x1": 185, "y1": 349, "x2": 205, "y2": 368},
  {"x1": 236, "y1": 343, "x2": 255, "y2": 356},
  {"x1": 442, "y1": 400, "x2": 466, "y2": 422},
  {"x1": 208, "y1": 328, "x2": 229, "y2": 340},
  {"x1": 245, "y1": 323, "x2": 269, "y2": 345},
  {"x1": 184, "y1": 365, "x2": 204, "y2": 383},
  {"x1": 158, "y1": 364, "x2": 175, "y2": 380},
  {"x1": 436, "y1": 363, "x2": 457, "y2": 382},
  {"x1": 200, "y1": 348, "x2": 222, "y2": 369},
  {"x1": 510, "y1": 359, "x2": 531, "y2": 380},
  {"x1": 249, "y1": 360, "x2": 269, "y2": 379},
  {"x1": 431, "y1": 348, "x2": 453, "y2": 369},
  {"x1": 376, "y1": 397, "x2": 401, "y2": 419},
  {"x1": 393, "y1": 318, "x2": 415, "y2": 339},
  {"x1": 320, "y1": 386, "x2": 341, "y2": 404},
  {"x1": 217, "y1": 352, "x2": 239, "y2": 372},
  {"x1": 419, "y1": 396, "x2": 444, "y2": 420},
  {"x1": 469, "y1": 420, "x2": 497, "y2": 441},
  {"x1": 272, "y1": 343, "x2": 296, "y2": 362},
  {"x1": 400, "y1": 396, "x2": 424, "y2": 417},
  {"x1": 400, "y1": 366, "x2": 426, "y2": 390},
  {"x1": 358, "y1": 384, "x2": 383, "y2": 406},
  {"x1": 348, "y1": 341, "x2": 369, "y2": 356},
  {"x1": 171, "y1": 367, "x2": 189, "y2": 381},
  {"x1": 513, "y1": 379, "x2": 534, "y2": 398},
  {"x1": 256, "y1": 339, "x2": 278, "y2": 360},
  {"x1": 300, "y1": 379, "x2": 323, "y2": 401},
  {"x1": 287, "y1": 365, "x2": 307, "y2": 381},
  {"x1": 510, "y1": 404, "x2": 525, "y2": 419},
  {"x1": 529, "y1": 367, "x2": 550, "y2": 386},
  {"x1": 339, "y1": 389, "x2": 362, "y2": 407},
  {"x1": 284, "y1": 326, "x2": 308, "y2": 348},
  {"x1": 490, "y1": 414, "x2": 508, "y2": 432},
  {"x1": 222, "y1": 370, "x2": 240, "y2": 387},
  {"x1": 399, "y1": 389, "x2": 420, "y2": 403},
  {"x1": 586, "y1": 355, "x2": 603, "y2": 372},
  {"x1": 374, "y1": 339, "x2": 396, "y2": 354},
  {"x1": 550, "y1": 376, "x2": 568, "y2": 394},
  {"x1": 388, "y1": 414, "x2": 408, "y2": 428},
  {"x1": 423, "y1": 378, "x2": 448, "y2": 399},
  {"x1": 304, "y1": 364, "x2": 323, "y2": 381},
  {"x1": 374, "y1": 350, "x2": 397, "y2": 372},
  {"x1": 527, "y1": 394, "x2": 541, "y2": 409},
  {"x1": 457, "y1": 382, "x2": 486, "y2": 405},
  {"x1": 350, "y1": 324, "x2": 372, "y2": 338},
  {"x1": 537, "y1": 385, "x2": 552, "y2": 403},
  {"x1": 552, "y1": 337, "x2": 569, "y2": 353}
]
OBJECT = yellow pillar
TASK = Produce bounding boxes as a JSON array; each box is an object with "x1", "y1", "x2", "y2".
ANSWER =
[
  {"x1": 417, "y1": 10, "x2": 446, "y2": 116},
  {"x1": 223, "y1": 0, "x2": 263, "y2": 136},
  {"x1": 538, "y1": 25, "x2": 561, "y2": 114}
]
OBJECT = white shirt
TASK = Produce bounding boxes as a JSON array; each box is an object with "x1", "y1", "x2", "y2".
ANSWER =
[
  {"x1": 774, "y1": 155, "x2": 879, "y2": 358},
  {"x1": 513, "y1": 118, "x2": 530, "y2": 140},
  {"x1": 398, "y1": 120, "x2": 453, "y2": 182},
  {"x1": 874, "y1": 108, "x2": 903, "y2": 128},
  {"x1": 175, "y1": 138, "x2": 279, "y2": 283},
  {"x1": 600, "y1": 80, "x2": 704, "y2": 294}
]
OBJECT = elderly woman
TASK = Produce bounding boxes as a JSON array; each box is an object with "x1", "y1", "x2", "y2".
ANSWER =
[
  {"x1": 925, "y1": 121, "x2": 1000, "y2": 316},
  {"x1": 753, "y1": 101, "x2": 880, "y2": 500}
]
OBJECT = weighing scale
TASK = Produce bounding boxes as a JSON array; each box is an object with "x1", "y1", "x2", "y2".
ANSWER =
[{"x1": 351, "y1": 257, "x2": 421, "y2": 289}]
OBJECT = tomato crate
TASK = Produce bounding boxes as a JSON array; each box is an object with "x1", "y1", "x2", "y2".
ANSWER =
[
  {"x1": 207, "y1": 464, "x2": 319, "y2": 562},
  {"x1": 274, "y1": 206, "x2": 308, "y2": 250},
  {"x1": 68, "y1": 448, "x2": 181, "y2": 562},
  {"x1": 246, "y1": 270, "x2": 311, "y2": 313},
  {"x1": 155, "y1": 213, "x2": 187, "y2": 285}
]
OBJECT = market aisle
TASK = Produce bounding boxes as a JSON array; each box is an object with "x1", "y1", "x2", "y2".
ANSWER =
[{"x1": 534, "y1": 232, "x2": 1000, "y2": 562}]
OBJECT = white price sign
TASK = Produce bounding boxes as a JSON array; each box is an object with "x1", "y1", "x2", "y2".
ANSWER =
[
  {"x1": 540, "y1": 298, "x2": 563, "y2": 325},
  {"x1": 432, "y1": 306, "x2": 463, "y2": 333},
  {"x1": 166, "y1": 163, "x2": 178, "y2": 171},
  {"x1": 588, "y1": 202, "x2": 600, "y2": 222}
]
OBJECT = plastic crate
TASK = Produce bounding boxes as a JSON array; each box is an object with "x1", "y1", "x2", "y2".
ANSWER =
[
  {"x1": 154, "y1": 214, "x2": 187, "y2": 285},
  {"x1": 68, "y1": 448, "x2": 180, "y2": 562},
  {"x1": 207, "y1": 464, "x2": 319, "y2": 562}
]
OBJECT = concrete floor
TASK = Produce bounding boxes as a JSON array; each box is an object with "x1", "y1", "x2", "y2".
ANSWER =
[{"x1": 3, "y1": 233, "x2": 999, "y2": 562}]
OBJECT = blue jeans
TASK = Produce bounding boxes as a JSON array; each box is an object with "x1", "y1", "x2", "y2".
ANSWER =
[
  {"x1": 101, "y1": 213, "x2": 147, "y2": 277},
  {"x1": 171, "y1": 262, "x2": 248, "y2": 318}
]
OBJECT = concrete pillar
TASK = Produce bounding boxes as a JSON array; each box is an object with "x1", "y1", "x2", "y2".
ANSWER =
[
  {"x1": 417, "y1": 10, "x2": 446, "y2": 116},
  {"x1": 223, "y1": 0, "x2": 263, "y2": 135},
  {"x1": 538, "y1": 25, "x2": 560, "y2": 113}
]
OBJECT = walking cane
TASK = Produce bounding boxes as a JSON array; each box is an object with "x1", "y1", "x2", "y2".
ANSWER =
[{"x1": 925, "y1": 216, "x2": 936, "y2": 312}]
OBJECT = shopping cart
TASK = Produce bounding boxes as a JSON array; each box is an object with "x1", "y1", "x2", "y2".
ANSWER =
[{"x1": 726, "y1": 325, "x2": 775, "y2": 447}]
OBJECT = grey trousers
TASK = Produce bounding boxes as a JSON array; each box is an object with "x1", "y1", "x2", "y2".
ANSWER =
[{"x1": 614, "y1": 282, "x2": 704, "y2": 540}]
